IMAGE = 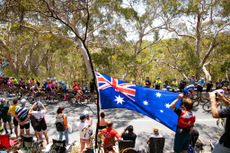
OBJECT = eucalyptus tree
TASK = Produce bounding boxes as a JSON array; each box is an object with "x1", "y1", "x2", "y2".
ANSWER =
[{"x1": 159, "y1": 0, "x2": 230, "y2": 80}]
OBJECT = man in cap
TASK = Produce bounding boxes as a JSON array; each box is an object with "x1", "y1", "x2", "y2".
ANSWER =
[
  {"x1": 15, "y1": 99, "x2": 30, "y2": 138},
  {"x1": 77, "y1": 114, "x2": 93, "y2": 153}
]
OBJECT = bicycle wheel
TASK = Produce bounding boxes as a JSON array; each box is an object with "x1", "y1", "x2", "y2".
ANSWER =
[
  {"x1": 202, "y1": 102, "x2": 211, "y2": 112},
  {"x1": 122, "y1": 147, "x2": 138, "y2": 153},
  {"x1": 193, "y1": 100, "x2": 199, "y2": 108}
]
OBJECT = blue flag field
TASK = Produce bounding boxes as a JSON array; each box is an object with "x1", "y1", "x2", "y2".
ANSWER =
[{"x1": 96, "y1": 73, "x2": 181, "y2": 132}]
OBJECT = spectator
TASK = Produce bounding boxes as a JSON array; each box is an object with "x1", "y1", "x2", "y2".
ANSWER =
[
  {"x1": 197, "y1": 78, "x2": 206, "y2": 98},
  {"x1": 77, "y1": 114, "x2": 92, "y2": 153},
  {"x1": 98, "y1": 120, "x2": 121, "y2": 153},
  {"x1": 15, "y1": 99, "x2": 30, "y2": 138},
  {"x1": 98, "y1": 112, "x2": 108, "y2": 130},
  {"x1": 206, "y1": 81, "x2": 213, "y2": 96},
  {"x1": 169, "y1": 94, "x2": 196, "y2": 153},
  {"x1": 29, "y1": 102, "x2": 49, "y2": 144},
  {"x1": 83, "y1": 110, "x2": 93, "y2": 126},
  {"x1": 1, "y1": 98, "x2": 12, "y2": 134},
  {"x1": 154, "y1": 77, "x2": 162, "y2": 90},
  {"x1": 150, "y1": 128, "x2": 163, "y2": 138},
  {"x1": 8, "y1": 99, "x2": 19, "y2": 138},
  {"x1": 209, "y1": 90, "x2": 230, "y2": 153},
  {"x1": 56, "y1": 107, "x2": 69, "y2": 145},
  {"x1": 171, "y1": 78, "x2": 178, "y2": 92},
  {"x1": 121, "y1": 125, "x2": 137, "y2": 147},
  {"x1": 147, "y1": 128, "x2": 165, "y2": 153},
  {"x1": 179, "y1": 78, "x2": 187, "y2": 92},
  {"x1": 145, "y1": 77, "x2": 151, "y2": 88}
]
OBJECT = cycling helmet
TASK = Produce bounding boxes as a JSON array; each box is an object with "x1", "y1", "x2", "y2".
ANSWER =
[{"x1": 183, "y1": 84, "x2": 195, "y2": 95}]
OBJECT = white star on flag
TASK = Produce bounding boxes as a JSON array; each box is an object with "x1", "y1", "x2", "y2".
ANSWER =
[
  {"x1": 115, "y1": 95, "x2": 124, "y2": 104},
  {"x1": 165, "y1": 103, "x2": 170, "y2": 108},
  {"x1": 156, "y1": 92, "x2": 162, "y2": 98},
  {"x1": 160, "y1": 110, "x2": 164, "y2": 113},
  {"x1": 143, "y1": 100, "x2": 149, "y2": 105}
]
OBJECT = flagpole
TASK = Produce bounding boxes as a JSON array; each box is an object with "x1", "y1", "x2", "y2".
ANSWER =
[{"x1": 79, "y1": 41, "x2": 100, "y2": 150}]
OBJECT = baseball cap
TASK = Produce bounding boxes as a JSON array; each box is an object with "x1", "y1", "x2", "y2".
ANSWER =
[
  {"x1": 80, "y1": 114, "x2": 86, "y2": 120},
  {"x1": 20, "y1": 98, "x2": 27, "y2": 104}
]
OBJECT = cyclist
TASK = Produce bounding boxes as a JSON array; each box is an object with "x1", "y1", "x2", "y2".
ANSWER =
[
  {"x1": 72, "y1": 81, "x2": 84, "y2": 102},
  {"x1": 183, "y1": 84, "x2": 195, "y2": 98},
  {"x1": 58, "y1": 81, "x2": 67, "y2": 101},
  {"x1": 12, "y1": 77, "x2": 19, "y2": 87},
  {"x1": 209, "y1": 89, "x2": 230, "y2": 153}
]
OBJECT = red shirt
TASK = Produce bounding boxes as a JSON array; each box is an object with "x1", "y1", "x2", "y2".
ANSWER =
[
  {"x1": 177, "y1": 109, "x2": 195, "y2": 129},
  {"x1": 98, "y1": 128, "x2": 120, "y2": 147}
]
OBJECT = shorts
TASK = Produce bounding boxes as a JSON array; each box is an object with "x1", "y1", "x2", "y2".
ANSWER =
[
  {"x1": 174, "y1": 128, "x2": 190, "y2": 153},
  {"x1": 20, "y1": 122, "x2": 30, "y2": 130},
  {"x1": 35, "y1": 119, "x2": 47, "y2": 132},
  {"x1": 13, "y1": 117, "x2": 18, "y2": 126},
  {"x1": 2, "y1": 115, "x2": 11, "y2": 123}
]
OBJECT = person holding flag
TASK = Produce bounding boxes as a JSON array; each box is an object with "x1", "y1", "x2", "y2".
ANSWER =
[{"x1": 169, "y1": 94, "x2": 196, "y2": 153}]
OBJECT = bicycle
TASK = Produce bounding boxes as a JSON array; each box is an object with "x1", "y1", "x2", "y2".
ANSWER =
[{"x1": 192, "y1": 95, "x2": 209, "y2": 109}]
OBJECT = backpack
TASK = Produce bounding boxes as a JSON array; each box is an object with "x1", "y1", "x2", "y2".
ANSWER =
[{"x1": 56, "y1": 115, "x2": 65, "y2": 132}]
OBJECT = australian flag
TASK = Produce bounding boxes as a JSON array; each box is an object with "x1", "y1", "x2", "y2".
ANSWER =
[{"x1": 96, "y1": 72, "x2": 181, "y2": 132}]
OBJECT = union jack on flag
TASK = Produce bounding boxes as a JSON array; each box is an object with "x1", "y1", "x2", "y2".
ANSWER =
[
  {"x1": 96, "y1": 72, "x2": 181, "y2": 132},
  {"x1": 96, "y1": 72, "x2": 136, "y2": 102}
]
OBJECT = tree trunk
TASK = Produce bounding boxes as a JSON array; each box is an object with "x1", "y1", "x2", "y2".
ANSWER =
[
  {"x1": 202, "y1": 64, "x2": 211, "y2": 81},
  {"x1": 76, "y1": 41, "x2": 93, "y2": 77}
]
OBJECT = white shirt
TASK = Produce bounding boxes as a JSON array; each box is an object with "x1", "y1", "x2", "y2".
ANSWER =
[
  {"x1": 31, "y1": 110, "x2": 46, "y2": 120},
  {"x1": 77, "y1": 121, "x2": 92, "y2": 139}
]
